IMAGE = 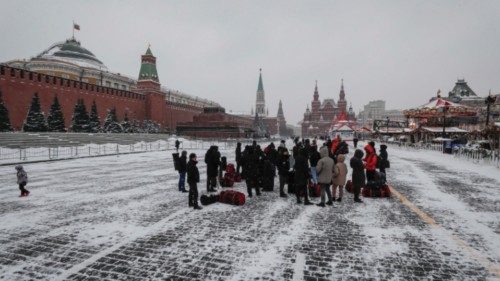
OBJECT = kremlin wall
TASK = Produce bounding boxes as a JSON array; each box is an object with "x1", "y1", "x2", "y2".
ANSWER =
[{"x1": 1, "y1": 37, "x2": 290, "y2": 137}]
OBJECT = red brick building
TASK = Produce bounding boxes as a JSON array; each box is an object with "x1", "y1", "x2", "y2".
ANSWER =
[
  {"x1": 1, "y1": 38, "x2": 218, "y2": 131},
  {"x1": 301, "y1": 80, "x2": 356, "y2": 137}
]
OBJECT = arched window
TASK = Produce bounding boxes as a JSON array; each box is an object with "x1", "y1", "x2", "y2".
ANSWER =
[
  {"x1": 20, "y1": 70, "x2": 24, "y2": 78},
  {"x1": 0, "y1": 66, "x2": 4, "y2": 75},
  {"x1": 37, "y1": 74, "x2": 41, "y2": 82},
  {"x1": 53, "y1": 77, "x2": 57, "y2": 84},
  {"x1": 60, "y1": 78, "x2": 64, "y2": 86},
  {"x1": 10, "y1": 68, "x2": 15, "y2": 77},
  {"x1": 29, "y1": 72, "x2": 33, "y2": 80},
  {"x1": 45, "y1": 75, "x2": 49, "y2": 83}
]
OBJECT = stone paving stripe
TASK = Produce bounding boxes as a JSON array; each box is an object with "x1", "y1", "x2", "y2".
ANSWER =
[
  {"x1": 53, "y1": 208, "x2": 191, "y2": 281},
  {"x1": 292, "y1": 252, "x2": 305, "y2": 281},
  {"x1": 389, "y1": 185, "x2": 500, "y2": 278}
]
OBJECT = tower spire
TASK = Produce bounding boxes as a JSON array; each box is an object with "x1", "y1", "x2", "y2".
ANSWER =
[{"x1": 255, "y1": 68, "x2": 267, "y2": 116}]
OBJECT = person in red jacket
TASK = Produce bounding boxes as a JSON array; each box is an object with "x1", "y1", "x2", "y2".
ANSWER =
[
  {"x1": 330, "y1": 135, "x2": 341, "y2": 159},
  {"x1": 363, "y1": 142, "x2": 377, "y2": 181}
]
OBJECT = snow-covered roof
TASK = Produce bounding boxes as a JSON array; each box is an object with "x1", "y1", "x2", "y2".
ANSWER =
[{"x1": 421, "y1": 126, "x2": 468, "y2": 133}]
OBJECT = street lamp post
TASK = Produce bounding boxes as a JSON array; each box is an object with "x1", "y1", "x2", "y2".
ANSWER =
[
  {"x1": 386, "y1": 116, "x2": 390, "y2": 134},
  {"x1": 485, "y1": 93, "x2": 496, "y2": 126}
]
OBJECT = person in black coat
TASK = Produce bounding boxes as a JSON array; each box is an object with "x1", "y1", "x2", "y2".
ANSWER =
[
  {"x1": 178, "y1": 150, "x2": 188, "y2": 193},
  {"x1": 379, "y1": 144, "x2": 389, "y2": 175},
  {"x1": 175, "y1": 139, "x2": 180, "y2": 152},
  {"x1": 353, "y1": 138, "x2": 359, "y2": 148},
  {"x1": 262, "y1": 156, "x2": 276, "y2": 191},
  {"x1": 350, "y1": 149, "x2": 365, "y2": 203},
  {"x1": 277, "y1": 148, "x2": 290, "y2": 197},
  {"x1": 204, "y1": 146, "x2": 220, "y2": 192},
  {"x1": 235, "y1": 142, "x2": 242, "y2": 174},
  {"x1": 187, "y1": 153, "x2": 202, "y2": 209},
  {"x1": 244, "y1": 146, "x2": 261, "y2": 197},
  {"x1": 294, "y1": 148, "x2": 312, "y2": 205}
]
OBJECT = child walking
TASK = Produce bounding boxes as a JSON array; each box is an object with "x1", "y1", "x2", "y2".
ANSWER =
[
  {"x1": 15, "y1": 165, "x2": 29, "y2": 197},
  {"x1": 332, "y1": 154, "x2": 347, "y2": 202}
]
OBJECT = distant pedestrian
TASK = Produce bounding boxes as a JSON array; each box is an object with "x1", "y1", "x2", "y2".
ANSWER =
[
  {"x1": 350, "y1": 149, "x2": 365, "y2": 203},
  {"x1": 378, "y1": 144, "x2": 389, "y2": 175},
  {"x1": 353, "y1": 138, "x2": 359, "y2": 148},
  {"x1": 315, "y1": 146, "x2": 334, "y2": 207},
  {"x1": 235, "y1": 142, "x2": 242, "y2": 175},
  {"x1": 187, "y1": 153, "x2": 202, "y2": 210},
  {"x1": 332, "y1": 154, "x2": 348, "y2": 202},
  {"x1": 175, "y1": 139, "x2": 180, "y2": 152},
  {"x1": 177, "y1": 151, "x2": 188, "y2": 193},
  {"x1": 15, "y1": 165, "x2": 29, "y2": 197}
]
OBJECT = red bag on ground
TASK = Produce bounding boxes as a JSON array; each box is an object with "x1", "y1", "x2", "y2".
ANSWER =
[
  {"x1": 219, "y1": 190, "x2": 246, "y2": 206},
  {"x1": 234, "y1": 174, "x2": 242, "y2": 183},
  {"x1": 362, "y1": 187, "x2": 371, "y2": 197},
  {"x1": 308, "y1": 181, "x2": 321, "y2": 197},
  {"x1": 226, "y1": 164, "x2": 236, "y2": 174},
  {"x1": 222, "y1": 174, "x2": 235, "y2": 187},
  {"x1": 345, "y1": 180, "x2": 353, "y2": 193},
  {"x1": 380, "y1": 184, "x2": 391, "y2": 197}
]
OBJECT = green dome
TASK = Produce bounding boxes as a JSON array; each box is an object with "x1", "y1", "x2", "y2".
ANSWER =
[{"x1": 38, "y1": 38, "x2": 107, "y2": 70}]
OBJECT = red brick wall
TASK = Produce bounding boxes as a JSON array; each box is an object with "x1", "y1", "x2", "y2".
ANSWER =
[{"x1": 0, "y1": 66, "x2": 204, "y2": 131}]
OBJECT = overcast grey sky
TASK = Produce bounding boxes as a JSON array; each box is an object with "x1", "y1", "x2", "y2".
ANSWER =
[{"x1": 1, "y1": 0, "x2": 499, "y2": 124}]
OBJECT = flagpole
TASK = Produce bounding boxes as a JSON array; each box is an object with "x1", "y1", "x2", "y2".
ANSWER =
[{"x1": 72, "y1": 20, "x2": 74, "y2": 39}]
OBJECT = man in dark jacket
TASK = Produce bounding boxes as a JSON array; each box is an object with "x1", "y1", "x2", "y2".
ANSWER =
[
  {"x1": 175, "y1": 139, "x2": 180, "y2": 152},
  {"x1": 294, "y1": 148, "x2": 312, "y2": 205},
  {"x1": 277, "y1": 149, "x2": 290, "y2": 197},
  {"x1": 204, "y1": 146, "x2": 220, "y2": 192},
  {"x1": 350, "y1": 149, "x2": 365, "y2": 203},
  {"x1": 353, "y1": 138, "x2": 359, "y2": 148},
  {"x1": 187, "y1": 153, "x2": 202, "y2": 209},
  {"x1": 235, "y1": 142, "x2": 242, "y2": 174},
  {"x1": 379, "y1": 144, "x2": 389, "y2": 175},
  {"x1": 244, "y1": 146, "x2": 261, "y2": 197},
  {"x1": 178, "y1": 151, "x2": 188, "y2": 193}
]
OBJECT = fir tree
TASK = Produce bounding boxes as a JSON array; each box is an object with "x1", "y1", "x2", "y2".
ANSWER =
[
  {"x1": 23, "y1": 93, "x2": 47, "y2": 132},
  {"x1": 47, "y1": 96, "x2": 66, "y2": 132},
  {"x1": 121, "y1": 112, "x2": 131, "y2": 133},
  {"x1": 89, "y1": 100, "x2": 101, "y2": 133},
  {"x1": 71, "y1": 99, "x2": 90, "y2": 132},
  {"x1": 103, "y1": 107, "x2": 122, "y2": 133},
  {"x1": 142, "y1": 120, "x2": 160, "y2": 133},
  {"x1": 0, "y1": 90, "x2": 12, "y2": 132}
]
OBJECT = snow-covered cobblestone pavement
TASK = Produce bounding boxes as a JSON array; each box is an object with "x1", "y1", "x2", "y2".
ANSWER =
[{"x1": 0, "y1": 144, "x2": 498, "y2": 280}]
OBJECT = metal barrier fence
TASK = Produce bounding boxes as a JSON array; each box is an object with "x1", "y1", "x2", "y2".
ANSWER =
[
  {"x1": 389, "y1": 141, "x2": 500, "y2": 168},
  {"x1": 0, "y1": 138, "x2": 280, "y2": 165}
]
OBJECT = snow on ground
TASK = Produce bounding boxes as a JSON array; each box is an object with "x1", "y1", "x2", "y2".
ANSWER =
[{"x1": 0, "y1": 140, "x2": 498, "y2": 280}]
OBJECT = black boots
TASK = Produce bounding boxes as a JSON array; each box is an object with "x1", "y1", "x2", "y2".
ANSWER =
[
  {"x1": 317, "y1": 202, "x2": 325, "y2": 207},
  {"x1": 326, "y1": 200, "x2": 333, "y2": 206}
]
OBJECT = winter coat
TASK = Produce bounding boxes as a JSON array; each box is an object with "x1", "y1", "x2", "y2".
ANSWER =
[
  {"x1": 205, "y1": 146, "x2": 220, "y2": 177},
  {"x1": 363, "y1": 144, "x2": 377, "y2": 171},
  {"x1": 16, "y1": 168, "x2": 28, "y2": 184},
  {"x1": 378, "y1": 145, "x2": 389, "y2": 169},
  {"x1": 315, "y1": 147, "x2": 334, "y2": 184},
  {"x1": 350, "y1": 149, "x2": 366, "y2": 188},
  {"x1": 330, "y1": 136, "x2": 341, "y2": 155},
  {"x1": 293, "y1": 152, "x2": 310, "y2": 186},
  {"x1": 187, "y1": 159, "x2": 199, "y2": 184},
  {"x1": 178, "y1": 154, "x2": 187, "y2": 173},
  {"x1": 335, "y1": 141, "x2": 349, "y2": 156},
  {"x1": 309, "y1": 146, "x2": 321, "y2": 168},
  {"x1": 332, "y1": 160, "x2": 348, "y2": 186},
  {"x1": 277, "y1": 151, "x2": 290, "y2": 176},
  {"x1": 235, "y1": 144, "x2": 242, "y2": 164}
]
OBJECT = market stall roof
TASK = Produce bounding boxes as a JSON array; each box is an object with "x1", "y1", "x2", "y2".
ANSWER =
[
  {"x1": 432, "y1": 137, "x2": 453, "y2": 142},
  {"x1": 421, "y1": 126, "x2": 468, "y2": 133},
  {"x1": 332, "y1": 124, "x2": 354, "y2": 132},
  {"x1": 404, "y1": 98, "x2": 477, "y2": 118}
]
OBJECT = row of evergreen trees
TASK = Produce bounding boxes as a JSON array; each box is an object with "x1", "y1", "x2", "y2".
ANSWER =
[{"x1": 0, "y1": 91, "x2": 161, "y2": 133}]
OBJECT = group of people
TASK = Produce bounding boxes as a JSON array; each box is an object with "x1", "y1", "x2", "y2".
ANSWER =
[{"x1": 174, "y1": 136, "x2": 389, "y2": 209}]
